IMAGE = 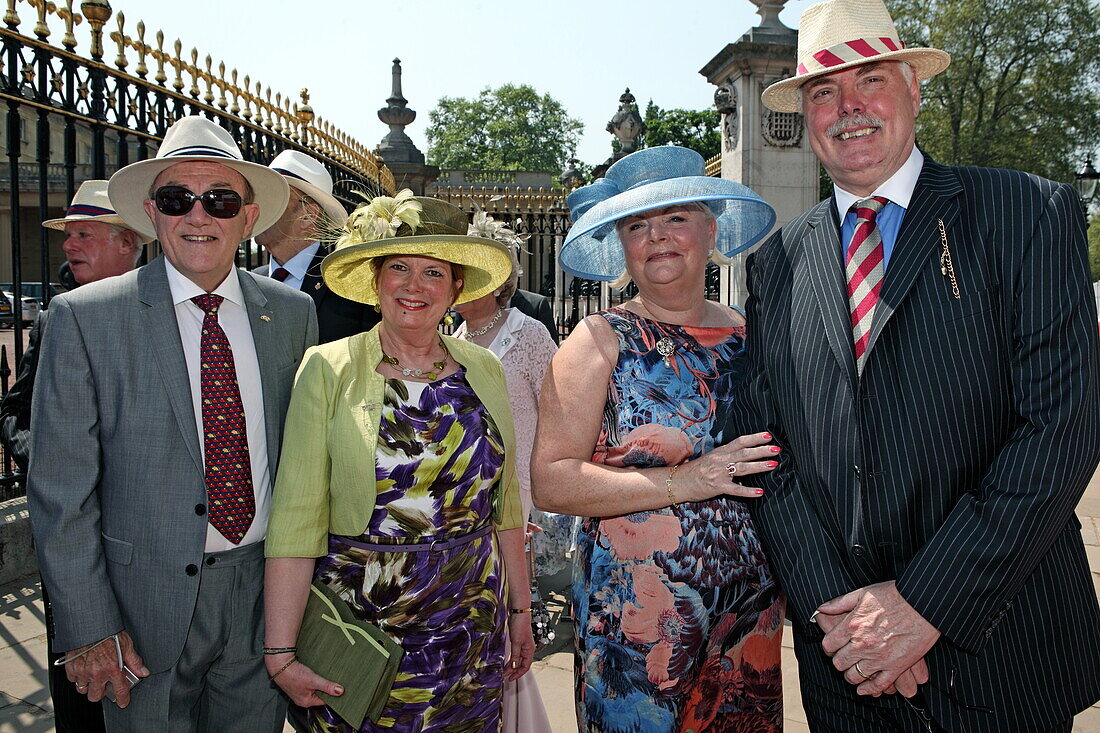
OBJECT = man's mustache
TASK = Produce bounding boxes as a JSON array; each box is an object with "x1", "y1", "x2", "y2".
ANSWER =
[{"x1": 826, "y1": 113, "x2": 886, "y2": 138}]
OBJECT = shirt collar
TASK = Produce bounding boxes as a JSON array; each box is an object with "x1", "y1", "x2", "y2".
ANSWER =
[
  {"x1": 270, "y1": 241, "x2": 321, "y2": 281},
  {"x1": 833, "y1": 146, "x2": 924, "y2": 216},
  {"x1": 164, "y1": 258, "x2": 245, "y2": 307}
]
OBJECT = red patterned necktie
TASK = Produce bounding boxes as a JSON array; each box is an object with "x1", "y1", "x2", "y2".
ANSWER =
[
  {"x1": 271, "y1": 267, "x2": 290, "y2": 282},
  {"x1": 845, "y1": 196, "x2": 889, "y2": 374},
  {"x1": 192, "y1": 294, "x2": 254, "y2": 544}
]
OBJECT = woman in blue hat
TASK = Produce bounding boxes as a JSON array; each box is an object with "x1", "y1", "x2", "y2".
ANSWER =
[{"x1": 532, "y1": 146, "x2": 785, "y2": 731}]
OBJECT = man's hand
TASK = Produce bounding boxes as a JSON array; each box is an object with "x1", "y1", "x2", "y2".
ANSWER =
[
  {"x1": 64, "y1": 631, "x2": 149, "y2": 708},
  {"x1": 817, "y1": 581, "x2": 940, "y2": 696}
]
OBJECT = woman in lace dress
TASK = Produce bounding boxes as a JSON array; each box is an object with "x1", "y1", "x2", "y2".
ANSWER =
[{"x1": 533, "y1": 147, "x2": 786, "y2": 732}]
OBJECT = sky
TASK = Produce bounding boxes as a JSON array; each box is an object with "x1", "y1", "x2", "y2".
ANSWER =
[{"x1": 65, "y1": 0, "x2": 815, "y2": 170}]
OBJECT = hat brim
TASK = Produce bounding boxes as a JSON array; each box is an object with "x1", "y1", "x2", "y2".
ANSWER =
[
  {"x1": 41, "y1": 214, "x2": 154, "y2": 244},
  {"x1": 107, "y1": 157, "x2": 290, "y2": 240},
  {"x1": 285, "y1": 178, "x2": 348, "y2": 227},
  {"x1": 560, "y1": 177, "x2": 776, "y2": 281},
  {"x1": 321, "y1": 234, "x2": 513, "y2": 306},
  {"x1": 762, "y1": 48, "x2": 951, "y2": 113}
]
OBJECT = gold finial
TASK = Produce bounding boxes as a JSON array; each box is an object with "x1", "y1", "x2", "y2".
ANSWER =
[
  {"x1": 134, "y1": 20, "x2": 148, "y2": 77},
  {"x1": 29, "y1": 0, "x2": 50, "y2": 40},
  {"x1": 154, "y1": 29, "x2": 166, "y2": 84},
  {"x1": 203, "y1": 55, "x2": 214, "y2": 104},
  {"x1": 241, "y1": 74, "x2": 252, "y2": 119},
  {"x1": 188, "y1": 47, "x2": 199, "y2": 98},
  {"x1": 110, "y1": 11, "x2": 127, "y2": 70},
  {"x1": 229, "y1": 68, "x2": 240, "y2": 114},
  {"x1": 171, "y1": 38, "x2": 183, "y2": 92},
  {"x1": 291, "y1": 102, "x2": 301, "y2": 142},
  {"x1": 58, "y1": 0, "x2": 82, "y2": 50},
  {"x1": 80, "y1": 0, "x2": 112, "y2": 60},
  {"x1": 273, "y1": 92, "x2": 284, "y2": 134},
  {"x1": 217, "y1": 61, "x2": 227, "y2": 109},
  {"x1": 297, "y1": 88, "x2": 314, "y2": 126},
  {"x1": 4, "y1": 0, "x2": 21, "y2": 30},
  {"x1": 264, "y1": 87, "x2": 273, "y2": 129}
]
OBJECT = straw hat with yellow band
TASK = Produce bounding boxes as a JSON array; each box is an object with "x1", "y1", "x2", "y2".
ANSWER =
[{"x1": 320, "y1": 190, "x2": 512, "y2": 306}]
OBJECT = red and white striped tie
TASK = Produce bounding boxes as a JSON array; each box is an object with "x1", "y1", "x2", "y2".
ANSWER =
[{"x1": 845, "y1": 196, "x2": 889, "y2": 374}]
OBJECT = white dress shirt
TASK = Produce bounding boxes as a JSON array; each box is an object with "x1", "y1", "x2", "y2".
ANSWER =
[
  {"x1": 165, "y1": 261, "x2": 271, "y2": 552},
  {"x1": 267, "y1": 241, "x2": 320, "y2": 292}
]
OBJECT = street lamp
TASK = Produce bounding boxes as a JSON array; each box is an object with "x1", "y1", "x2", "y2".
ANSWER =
[{"x1": 1074, "y1": 157, "x2": 1099, "y2": 207}]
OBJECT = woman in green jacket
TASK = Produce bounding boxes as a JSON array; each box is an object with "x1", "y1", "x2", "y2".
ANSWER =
[{"x1": 263, "y1": 192, "x2": 534, "y2": 732}]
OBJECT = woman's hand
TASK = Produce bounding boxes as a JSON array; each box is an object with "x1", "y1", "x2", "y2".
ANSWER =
[
  {"x1": 265, "y1": 654, "x2": 343, "y2": 707},
  {"x1": 504, "y1": 613, "x2": 536, "y2": 680},
  {"x1": 675, "y1": 431, "x2": 779, "y2": 503}
]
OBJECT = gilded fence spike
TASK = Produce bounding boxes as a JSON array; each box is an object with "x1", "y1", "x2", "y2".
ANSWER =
[
  {"x1": 154, "y1": 29, "x2": 166, "y2": 84},
  {"x1": 172, "y1": 38, "x2": 183, "y2": 92},
  {"x1": 134, "y1": 20, "x2": 148, "y2": 77},
  {"x1": 110, "y1": 12, "x2": 127, "y2": 70},
  {"x1": 230, "y1": 68, "x2": 240, "y2": 114},
  {"x1": 291, "y1": 102, "x2": 301, "y2": 142},
  {"x1": 217, "y1": 61, "x2": 227, "y2": 109},
  {"x1": 241, "y1": 75, "x2": 252, "y2": 119},
  {"x1": 273, "y1": 92, "x2": 283, "y2": 134},
  {"x1": 188, "y1": 47, "x2": 199, "y2": 97},
  {"x1": 4, "y1": 0, "x2": 20, "y2": 30},
  {"x1": 203, "y1": 54, "x2": 213, "y2": 103},
  {"x1": 58, "y1": 0, "x2": 81, "y2": 50},
  {"x1": 30, "y1": 0, "x2": 49, "y2": 40},
  {"x1": 264, "y1": 87, "x2": 273, "y2": 129},
  {"x1": 81, "y1": 0, "x2": 112, "y2": 61}
]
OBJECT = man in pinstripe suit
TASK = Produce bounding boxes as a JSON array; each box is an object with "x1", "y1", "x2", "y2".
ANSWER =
[{"x1": 718, "y1": 1, "x2": 1100, "y2": 730}]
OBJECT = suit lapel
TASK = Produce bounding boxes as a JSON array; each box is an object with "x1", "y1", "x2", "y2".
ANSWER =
[
  {"x1": 804, "y1": 201, "x2": 859, "y2": 391},
  {"x1": 864, "y1": 159, "x2": 963, "y2": 359},
  {"x1": 139, "y1": 258, "x2": 203, "y2": 472},
  {"x1": 301, "y1": 245, "x2": 329, "y2": 306},
  {"x1": 238, "y1": 270, "x2": 284, "y2": 476}
]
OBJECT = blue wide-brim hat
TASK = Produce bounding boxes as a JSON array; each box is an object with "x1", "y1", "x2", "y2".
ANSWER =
[{"x1": 560, "y1": 146, "x2": 776, "y2": 281}]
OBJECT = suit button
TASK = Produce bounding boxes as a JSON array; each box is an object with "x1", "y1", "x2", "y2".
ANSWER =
[
  {"x1": 194, "y1": 504, "x2": 206, "y2": 516},
  {"x1": 851, "y1": 544, "x2": 866, "y2": 558},
  {"x1": 205, "y1": 556, "x2": 216, "y2": 566},
  {"x1": 185, "y1": 564, "x2": 198, "y2": 576}
]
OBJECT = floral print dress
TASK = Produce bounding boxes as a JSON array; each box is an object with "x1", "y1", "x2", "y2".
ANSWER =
[
  {"x1": 310, "y1": 370, "x2": 508, "y2": 732},
  {"x1": 574, "y1": 307, "x2": 785, "y2": 733}
]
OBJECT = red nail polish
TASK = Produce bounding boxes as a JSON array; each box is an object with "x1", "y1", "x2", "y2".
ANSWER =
[
  {"x1": 763, "y1": 432, "x2": 772, "y2": 439},
  {"x1": 770, "y1": 446, "x2": 781, "y2": 453},
  {"x1": 766, "y1": 460, "x2": 779, "y2": 467},
  {"x1": 755, "y1": 489, "x2": 764, "y2": 496}
]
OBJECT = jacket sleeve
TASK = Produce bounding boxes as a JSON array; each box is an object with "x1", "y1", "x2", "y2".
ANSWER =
[
  {"x1": 0, "y1": 311, "x2": 46, "y2": 472},
  {"x1": 27, "y1": 298, "x2": 123, "y2": 650},
  {"x1": 896, "y1": 182, "x2": 1100, "y2": 653},
  {"x1": 724, "y1": 244, "x2": 857, "y2": 634}
]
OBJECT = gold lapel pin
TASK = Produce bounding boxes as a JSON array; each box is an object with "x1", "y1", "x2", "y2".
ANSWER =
[
  {"x1": 937, "y1": 218, "x2": 961, "y2": 300},
  {"x1": 314, "y1": 283, "x2": 322, "y2": 291},
  {"x1": 260, "y1": 315, "x2": 271, "y2": 322}
]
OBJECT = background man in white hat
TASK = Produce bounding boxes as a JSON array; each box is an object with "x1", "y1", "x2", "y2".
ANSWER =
[
  {"x1": 254, "y1": 149, "x2": 380, "y2": 343},
  {"x1": 27, "y1": 116, "x2": 320, "y2": 731},
  {"x1": 719, "y1": 0, "x2": 1100, "y2": 730},
  {"x1": 0, "y1": 179, "x2": 146, "y2": 733}
]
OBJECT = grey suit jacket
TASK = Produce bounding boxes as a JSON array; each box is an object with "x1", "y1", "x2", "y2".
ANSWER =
[{"x1": 28, "y1": 256, "x2": 318, "y2": 672}]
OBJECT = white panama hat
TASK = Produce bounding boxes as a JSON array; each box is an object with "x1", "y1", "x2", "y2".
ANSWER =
[
  {"x1": 761, "y1": 0, "x2": 950, "y2": 113},
  {"x1": 107, "y1": 116, "x2": 289, "y2": 240},
  {"x1": 267, "y1": 150, "x2": 348, "y2": 226},
  {"x1": 41, "y1": 180, "x2": 152, "y2": 244}
]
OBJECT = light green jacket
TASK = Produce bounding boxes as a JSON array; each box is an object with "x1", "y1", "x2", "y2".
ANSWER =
[{"x1": 266, "y1": 325, "x2": 523, "y2": 558}]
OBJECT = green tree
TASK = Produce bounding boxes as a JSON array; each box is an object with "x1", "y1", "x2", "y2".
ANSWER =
[
  {"x1": 1088, "y1": 215, "x2": 1100, "y2": 281},
  {"x1": 888, "y1": 0, "x2": 1100, "y2": 182},
  {"x1": 426, "y1": 84, "x2": 583, "y2": 172},
  {"x1": 643, "y1": 102, "x2": 721, "y2": 160}
]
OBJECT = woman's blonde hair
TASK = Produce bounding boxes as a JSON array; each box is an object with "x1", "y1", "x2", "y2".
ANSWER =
[{"x1": 609, "y1": 201, "x2": 729, "y2": 289}]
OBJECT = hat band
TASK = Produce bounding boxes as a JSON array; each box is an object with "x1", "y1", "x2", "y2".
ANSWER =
[
  {"x1": 66, "y1": 203, "x2": 116, "y2": 217},
  {"x1": 163, "y1": 144, "x2": 238, "y2": 160},
  {"x1": 797, "y1": 36, "x2": 904, "y2": 75},
  {"x1": 272, "y1": 167, "x2": 308, "y2": 183}
]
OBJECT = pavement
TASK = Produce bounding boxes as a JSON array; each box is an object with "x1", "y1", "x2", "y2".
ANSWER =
[{"x1": 2, "y1": 471, "x2": 1099, "y2": 732}]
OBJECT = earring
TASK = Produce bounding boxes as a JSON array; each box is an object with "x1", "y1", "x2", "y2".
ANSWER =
[
  {"x1": 707, "y1": 248, "x2": 714, "y2": 257},
  {"x1": 373, "y1": 304, "x2": 381, "y2": 313}
]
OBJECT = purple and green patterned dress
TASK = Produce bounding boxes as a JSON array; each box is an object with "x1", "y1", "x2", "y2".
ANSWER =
[
  {"x1": 310, "y1": 369, "x2": 508, "y2": 732},
  {"x1": 574, "y1": 307, "x2": 785, "y2": 732}
]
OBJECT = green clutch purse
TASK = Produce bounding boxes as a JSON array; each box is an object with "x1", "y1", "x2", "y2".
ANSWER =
[{"x1": 296, "y1": 581, "x2": 405, "y2": 728}]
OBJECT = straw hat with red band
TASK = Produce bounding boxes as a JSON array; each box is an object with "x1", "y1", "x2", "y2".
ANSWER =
[
  {"x1": 42, "y1": 180, "x2": 152, "y2": 244},
  {"x1": 761, "y1": 0, "x2": 950, "y2": 113}
]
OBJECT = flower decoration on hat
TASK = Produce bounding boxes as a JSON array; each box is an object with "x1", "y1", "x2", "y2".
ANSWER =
[{"x1": 335, "y1": 188, "x2": 422, "y2": 250}]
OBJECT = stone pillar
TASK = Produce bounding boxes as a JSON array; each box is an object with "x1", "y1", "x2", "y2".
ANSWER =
[
  {"x1": 700, "y1": 0, "x2": 819, "y2": 305},
  {"x1": 375, "y1": 59, "x2": 438, "y2": 195}
]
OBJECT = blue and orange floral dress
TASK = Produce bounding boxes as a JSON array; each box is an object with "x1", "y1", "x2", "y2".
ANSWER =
[
  {"x1": 574, "y1": 307, "x2": 785, "y2": 732},
  {"x1": 310, "y1": 370, "x2": 508, "y2": 732}
]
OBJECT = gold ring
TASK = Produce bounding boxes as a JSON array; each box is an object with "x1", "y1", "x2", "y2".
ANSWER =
[{"x1": 854, "y1": 660, "x2": 873, "y2": 679}]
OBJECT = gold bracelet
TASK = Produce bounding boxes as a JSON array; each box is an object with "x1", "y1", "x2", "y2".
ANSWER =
[
  {"x1": 509, "y1": 607, "x2": 532, "y2": 614},
  {"x1": 666, "y1": 464, "x2": 680, "y2": 506},
  {"x1": 268, "y1": 656, "x2": 297, "y2": 681}
]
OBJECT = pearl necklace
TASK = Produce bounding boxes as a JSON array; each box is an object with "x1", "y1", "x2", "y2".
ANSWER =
[
  {"x1": 464, "y1": 308, "x2": 504, "y2": 340},
  {"x1": 380, "y1": 337, "x2": 449, "y2": 380}
]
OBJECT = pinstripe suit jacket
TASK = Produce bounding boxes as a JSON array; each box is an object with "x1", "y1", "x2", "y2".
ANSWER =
[{"x1": 721, "y1": 157, "x2": 1100, "y2": 731}]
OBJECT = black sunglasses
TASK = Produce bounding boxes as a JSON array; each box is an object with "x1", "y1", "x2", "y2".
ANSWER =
[{"x1": 153, "y1": 186, "x2": 243, "y2": 219}]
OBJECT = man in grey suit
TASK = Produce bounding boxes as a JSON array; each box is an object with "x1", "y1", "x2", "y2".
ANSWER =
[
  {"x1": 718, "y1": 0, "x2": 1100, "y2": 730},
  {"x1": 28, "y1": 116, "x2": 318, "y2": 731}
]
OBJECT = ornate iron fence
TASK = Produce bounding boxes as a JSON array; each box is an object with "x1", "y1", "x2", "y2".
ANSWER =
[{"x1": 0, "y1": 0, "x2": 395, "y2": 499}]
